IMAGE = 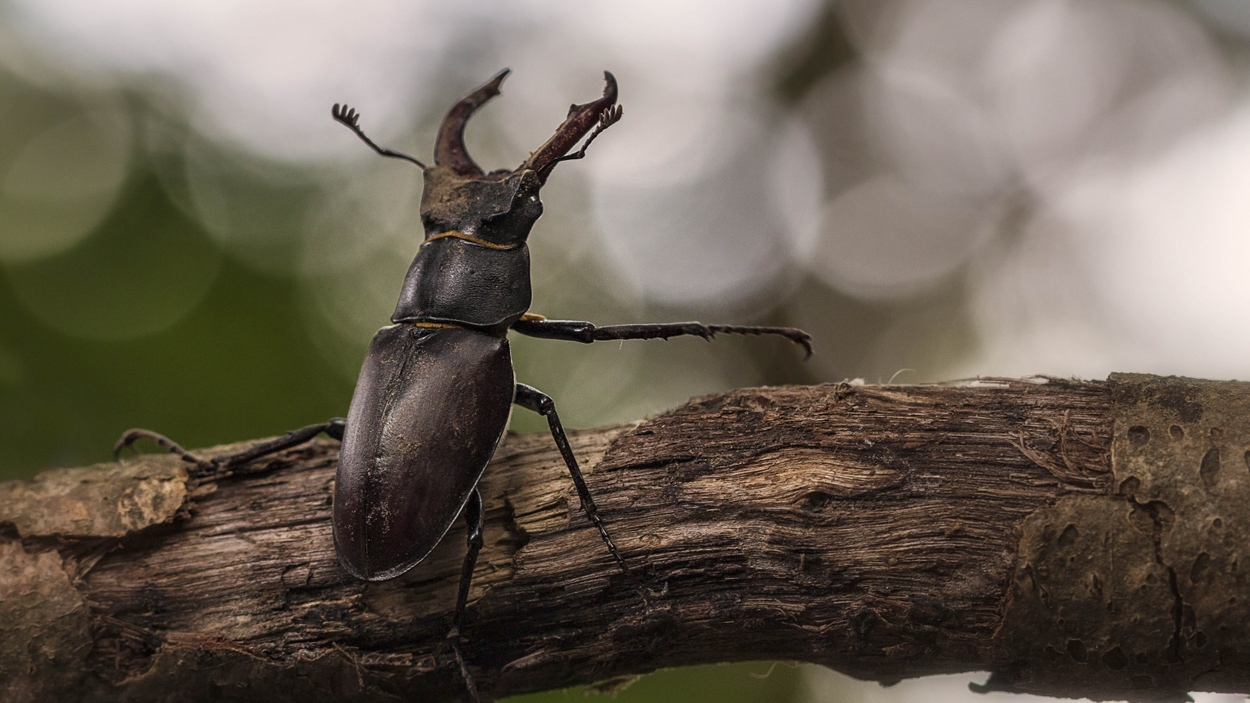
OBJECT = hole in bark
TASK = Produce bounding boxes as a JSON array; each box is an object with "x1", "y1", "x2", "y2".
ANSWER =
[
  {"x1": 850, "y1": 607, "x2": 882, "y2": 639},
  {"x1": 1191, "y1": 552, "x2": 1211, "y2": 583},
  {"x1": 1196, "y1": 631, "x2": 1208, "y2": 648},
  {"x1": 280, "y1": 562, "x2": 312, "y2": 589},
  {"x1": 1067, "y1": 639, "x2": 1088, "y2": 662},
  {"x1": 800, "y1": 491, "x2": 833, "y2": 512},
  {"x1": 1128, "y1": 426, "x2": 1150, "y2": 446},
  {"x1": 1214, "y1": 518, "x2": 1223, "y2": 529},
  {"x1": 500, "y1": 497, "x2": 531, "y2": 555},
  {"x1": 1129, "y1": 499, "x2": 1174, "y2": 539},
  {"x1": 1201, "y1": 448, "x2": 1221, "y2": 487},
  {"x1": 1169, "y1": 425, "x2": 1184, "y2": 439},
  {"x1": 799, "y1": 551, "x2": 823, "y2": 574},
  {"x1": 1210, "y1": 427, "x2": 1224, "y2": 439},
  {"x1": 907, "y1": 594, "x2": 948, "y2": 626},
  {"x1": 1119, "y1": 476, "x2": 1141, "y2": 496},
  {"x1": 1058, "y1": 524, "x2": 1079, "y2": 547},
  {"x1": 1244, "y1": 449, "x2": 1249, "y2": 472},
  {"x1": 1102, "y1": 647, "x2": 1128, "y2": 670}
]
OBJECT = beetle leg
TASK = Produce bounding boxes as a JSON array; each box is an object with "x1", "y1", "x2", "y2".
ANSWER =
[
  {"x1": 452, "y1": 489, "x2": 485, "y2": 631},
  {"x1": 511, "y1": 318, "x2": 813, "y2": 358},
  {"x1": 513, "y1": 383, "x2": 634, "y2": 578},
  {"x1": 113, "y1": 429, "x2": 213, "y2": 471},
  {"x1": 448, "y1": 488, "x2": 484, "y2": 703},
  {"x1": 211, "y1": 419, "x2": 345, "y2": 473},
  {"x1": 113, "y1": 419, "x2": 346, "y2": 478}
]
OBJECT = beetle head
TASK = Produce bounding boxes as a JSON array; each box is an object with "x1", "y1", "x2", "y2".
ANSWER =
[{"x1": 419, "y1": 69, "x2": 620, "y2": 246}]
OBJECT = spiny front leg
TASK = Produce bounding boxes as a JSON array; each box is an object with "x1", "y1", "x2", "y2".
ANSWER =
[
  {"x1": 448, "y1": 488, "x2": 485, "y2": 703},
  {"x1": 114, "y1": 419, "x2": 345, "y2": 478}
]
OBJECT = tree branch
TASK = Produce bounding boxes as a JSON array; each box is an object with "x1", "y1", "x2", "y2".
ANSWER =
[{"x1": 3, "y1": 374, "x2": 1249, "y2": 702}]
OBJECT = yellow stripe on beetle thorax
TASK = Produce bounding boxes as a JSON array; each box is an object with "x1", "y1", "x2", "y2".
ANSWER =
[
  {"x1": 409, "y1": 321, "x2": 470, "y2": 330},
  {"x1": 424, "y1": 230, "x2": 521, "y2": 251}
]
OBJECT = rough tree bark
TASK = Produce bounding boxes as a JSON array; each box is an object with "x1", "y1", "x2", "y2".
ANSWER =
[{"x1": 2, "y1": 373, "x2": 1249, "y2": 703}]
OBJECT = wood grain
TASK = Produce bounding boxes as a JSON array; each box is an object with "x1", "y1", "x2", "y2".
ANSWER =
[{"x1": 3, "y1": 377, "x2": 1248, "y2": 702}]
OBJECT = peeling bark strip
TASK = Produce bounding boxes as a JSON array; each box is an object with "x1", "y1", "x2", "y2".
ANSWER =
[{"x1": 0, "y1": 376, "x2": 1247, "y2": 702}]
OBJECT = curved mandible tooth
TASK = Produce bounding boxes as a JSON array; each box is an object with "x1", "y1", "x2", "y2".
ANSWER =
[
  {"x1": 522, "y1": 71, "x2": 619, "y2": 181},
  {"x1": 434, "y1": 68, "x2": 510, "y2": 177}
]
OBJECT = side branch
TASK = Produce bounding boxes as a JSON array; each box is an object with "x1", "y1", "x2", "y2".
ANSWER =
[{"x1": 2, "y1": 375, "x2": 1249, "y2": 702}]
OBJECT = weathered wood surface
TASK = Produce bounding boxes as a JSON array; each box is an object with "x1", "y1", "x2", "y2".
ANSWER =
[{"x1": 3, "y1": 375, "x2": 1250, "y2": 702}]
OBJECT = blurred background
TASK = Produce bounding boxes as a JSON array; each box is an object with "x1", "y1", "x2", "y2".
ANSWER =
[{"x1": 3, "y1": 0, "x2": 1250, "y2": 701}]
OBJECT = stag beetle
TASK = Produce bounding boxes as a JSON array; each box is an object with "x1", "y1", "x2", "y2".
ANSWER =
[{"x1": 117, "y1": 69, "x2": 811, "y2": 693}]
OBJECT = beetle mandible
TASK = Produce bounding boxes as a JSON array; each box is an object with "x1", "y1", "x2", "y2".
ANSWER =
[{"x1": 117, "y1": 68, "x2": 812, "y2": 685}]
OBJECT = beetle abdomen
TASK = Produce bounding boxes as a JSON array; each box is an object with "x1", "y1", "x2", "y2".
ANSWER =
[
  {"x1": 392, "y1": 238, "x2": 532, "y2": 329},
  {"x1": 333, "y1": 325, "x2": 514, "y2": 581}
]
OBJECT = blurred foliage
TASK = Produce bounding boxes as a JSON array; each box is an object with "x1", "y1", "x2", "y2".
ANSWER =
[
  {"x1": 509, "y1": 662, "x2": 803, "y2": 703},
  {"x1": 772, "y1": 1, "x2": 857, "y2": 103},
  {"x1": 0, "y1": 171, "x2": 355, "y2": 477}
]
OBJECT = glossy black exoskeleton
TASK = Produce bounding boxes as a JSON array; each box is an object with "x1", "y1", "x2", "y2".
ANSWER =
[{"x1": 116, "y1": 69, "x2": 812, "y2": 697}]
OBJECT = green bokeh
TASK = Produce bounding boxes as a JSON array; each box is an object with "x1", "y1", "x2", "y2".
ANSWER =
[
  {"x1": 508, "y1": 662, "x2": 804, "y2": 703},
  {"x1": 0, "y1": 174, "x2": 355, "y2": 477}
]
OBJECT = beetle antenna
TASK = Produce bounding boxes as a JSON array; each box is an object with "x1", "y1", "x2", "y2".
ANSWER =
[
  {"x1": 332, "y1": 103, "x2": 427, "y2": 170},
  {"x1": 548, "y1": 103, "x2": 623, "y2": 166}
]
